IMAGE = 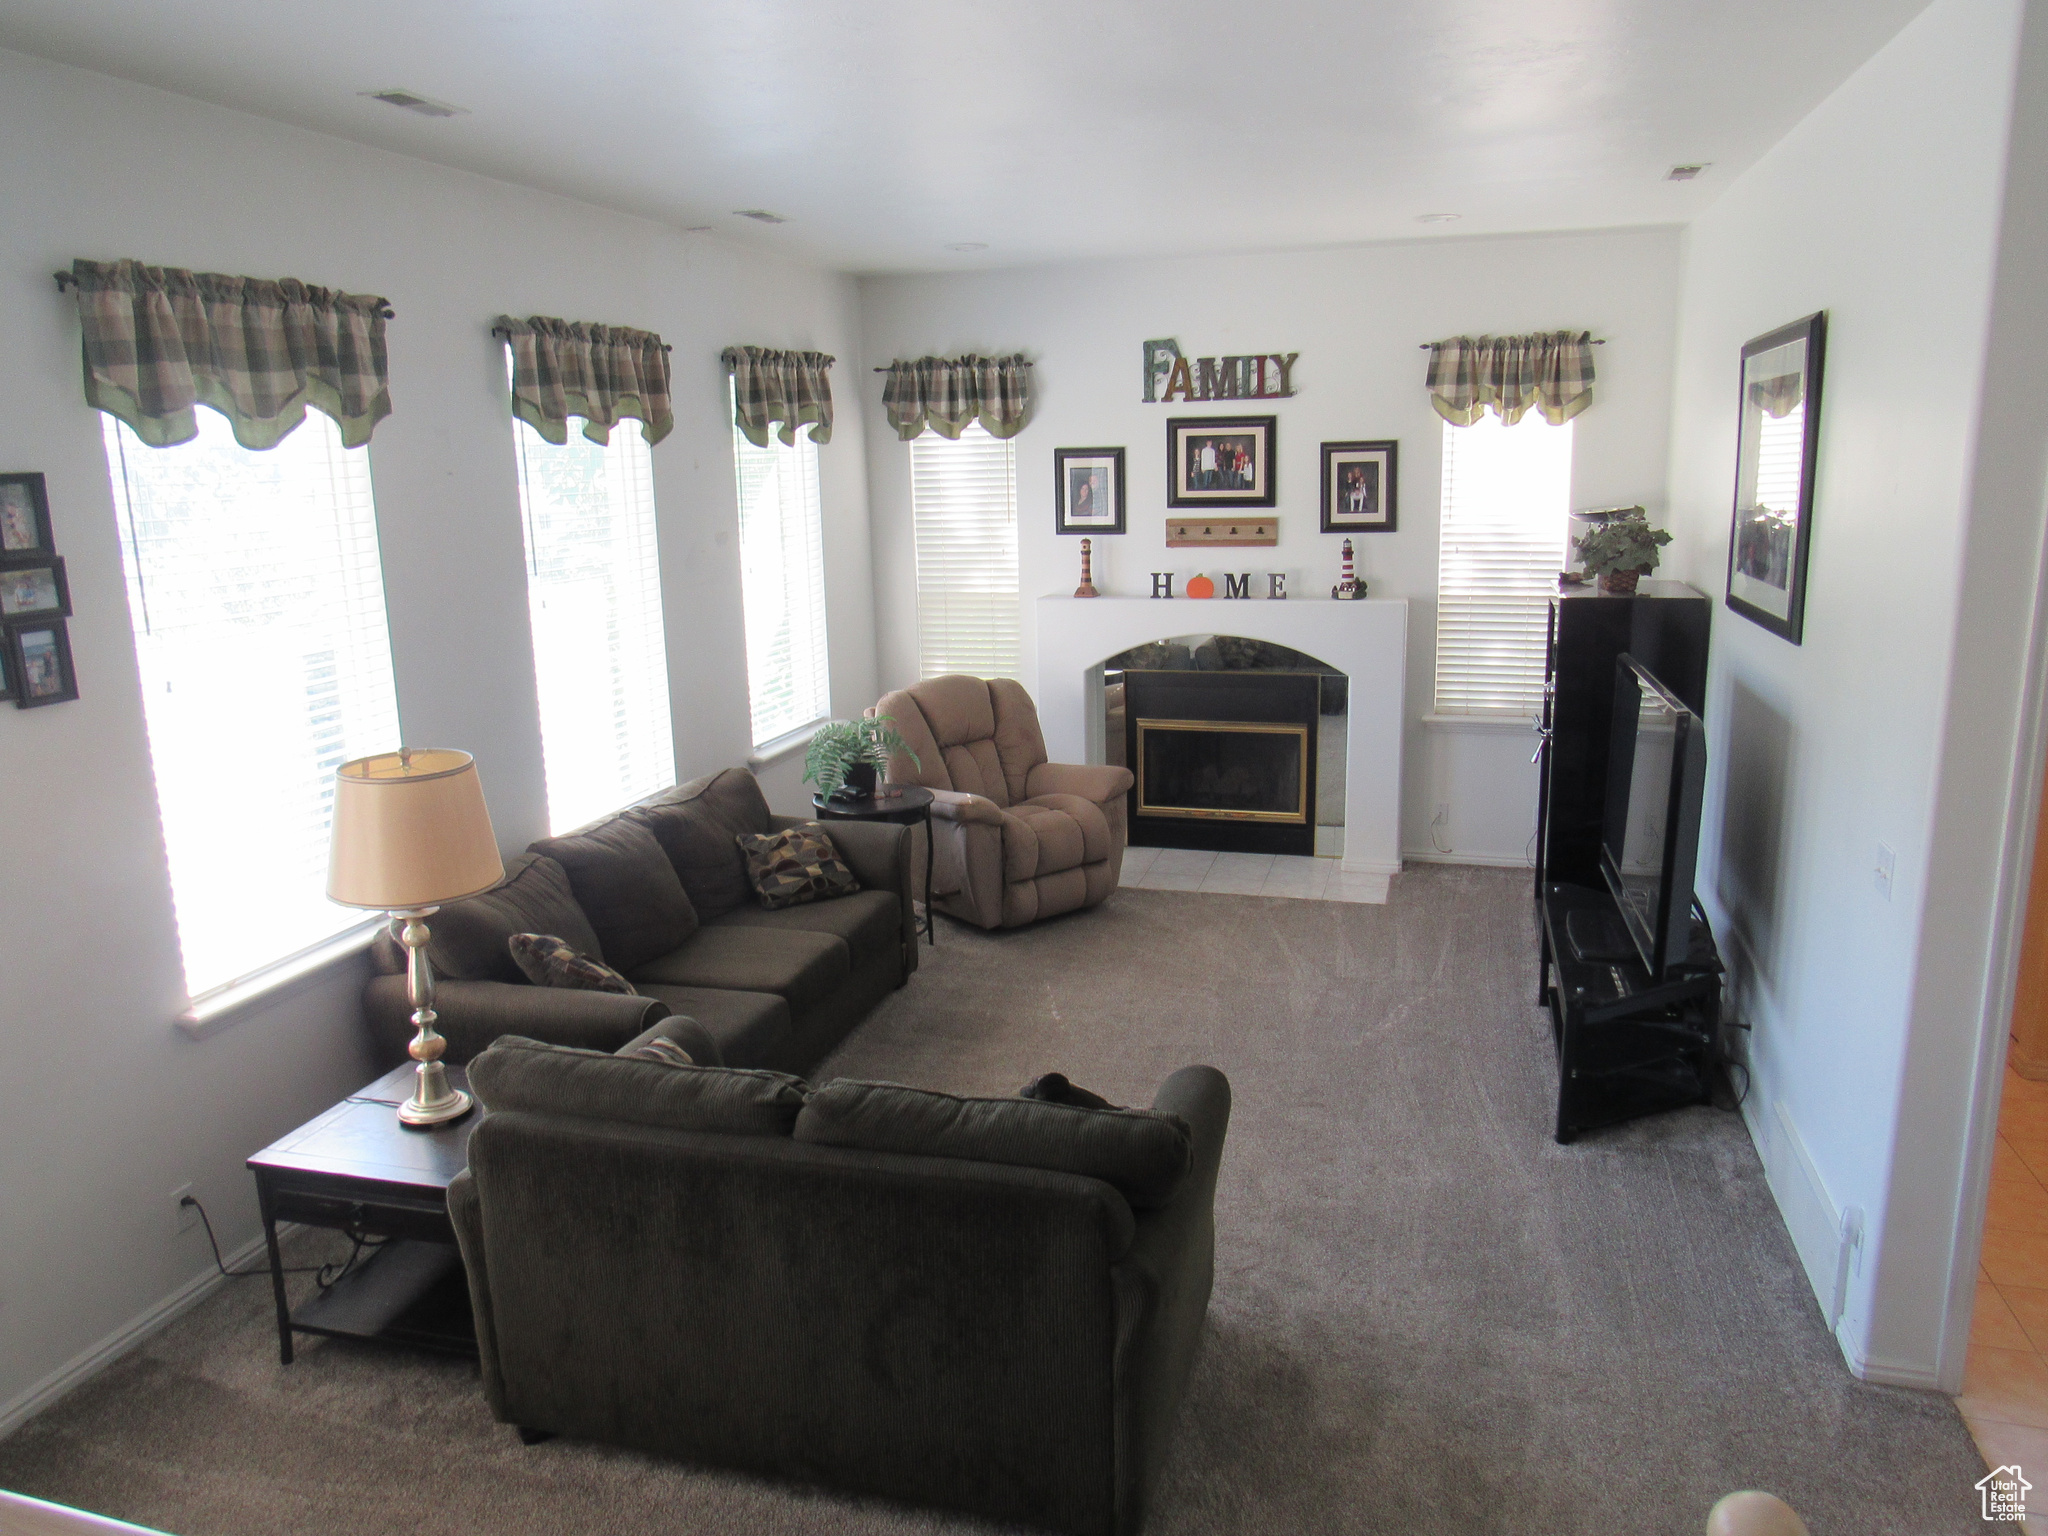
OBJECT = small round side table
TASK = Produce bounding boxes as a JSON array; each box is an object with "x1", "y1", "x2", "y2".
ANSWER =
[{"x1": 811, "y1": 784, "x2": 937, "y2": 946}]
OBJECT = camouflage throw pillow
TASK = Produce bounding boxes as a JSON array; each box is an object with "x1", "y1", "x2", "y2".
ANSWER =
[
  {"x1": 624, "y1": 1035, "x2": 695, "y2": 1067},
  {"x1": 507, "y1": 932, "x2": 638, "y2": 995},
  {"x1": 735, "y1": 823, "x2": 860, "y2": 910}
]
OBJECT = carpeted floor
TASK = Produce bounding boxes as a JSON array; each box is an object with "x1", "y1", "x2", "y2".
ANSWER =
[{"x1": 0, "y1": 868, "x2": 1990, "y2": 1533}]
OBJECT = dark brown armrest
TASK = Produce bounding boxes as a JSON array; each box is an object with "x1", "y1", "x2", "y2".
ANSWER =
[
  {"x1": 618, "y1": 1013, "x2": 725, "y2": 1067},
  {"x1": 362, "y1": 974, "x2": 669, "y2": 1067}
]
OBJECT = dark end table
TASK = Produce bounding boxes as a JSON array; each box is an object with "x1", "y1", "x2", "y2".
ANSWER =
[
  {"x1": 247, "y1": 1062, "x2": 479, "y2": 1363},
  {"x1": 811, "y1": 784, "x2": 936, "y2": 946}
]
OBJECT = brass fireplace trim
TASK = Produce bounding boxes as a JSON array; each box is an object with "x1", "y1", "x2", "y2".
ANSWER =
[{"x1": 1134, "y1": 718, "x2": 1311, "y2": 824}]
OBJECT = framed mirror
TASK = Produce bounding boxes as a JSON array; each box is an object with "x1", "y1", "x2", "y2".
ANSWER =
[{"x1": 1727, "y1": 312, "x2": 1826, "y2": 643}]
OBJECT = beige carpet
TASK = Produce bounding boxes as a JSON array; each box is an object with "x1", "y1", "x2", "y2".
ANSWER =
[{"x1": 0, "y1": 868, "x2": 1990, "y2": 1533}]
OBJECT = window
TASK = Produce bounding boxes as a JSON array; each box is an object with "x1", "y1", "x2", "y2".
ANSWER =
[
  {"x1": 731, "y1": 402, "x2": 830, "y2": 747},
  {"x1": 512, "y1": 418, "x2": 675, "y2": 833},
  {"x1": 102, "y1": 409, "x2": 401, "y2": 1000},
  {"x1": 1432, "y1": 413, "x2": 1575, "y2": 716},
  {"x1": 910, "y1": 422, "x2": 1019, "y2": 680}
]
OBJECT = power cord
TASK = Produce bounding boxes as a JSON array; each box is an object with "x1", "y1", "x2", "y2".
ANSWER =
[{"x1": 183, "y1": 1194, "x2": 390, "y2": 1291}]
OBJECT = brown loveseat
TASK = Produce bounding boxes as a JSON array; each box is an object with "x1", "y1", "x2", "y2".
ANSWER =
[
  {"x1": 874, "y1": 675, "x2": 1134, "y2": 929},
  {"x1": 363, "y1": 768, "x2": 917, "y2": 1074}
]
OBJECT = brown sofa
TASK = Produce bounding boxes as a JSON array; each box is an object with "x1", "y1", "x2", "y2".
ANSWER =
[
  {"x1": 363, "y1": 768, "x2": 917, "y2": 1074},
  {"x1": 874, "y1": 675, "x2": 1134, "y2": 929}
]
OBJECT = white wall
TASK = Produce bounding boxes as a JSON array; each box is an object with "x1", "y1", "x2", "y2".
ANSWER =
[
  {"x1": 0, "y1": 49, "x2": 874, "y2": 1423},
  {"x1": 856, "y1": 230, "x2": 1682, "y2": 863},
  {"x1": 1662, "y1": 0, "x2": 2036, "y2": 1386}
]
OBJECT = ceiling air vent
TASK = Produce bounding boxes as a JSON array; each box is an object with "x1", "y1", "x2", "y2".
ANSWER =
[
  {"x1": 361, "y1": 89, "x2": 468, "y2": 119},
  {"x1": 733, "y1": 209, "x2": 791, "y2": 224},
  {"x1": 1666, "y1": 164, "x2": 1709, "y2": 181}
]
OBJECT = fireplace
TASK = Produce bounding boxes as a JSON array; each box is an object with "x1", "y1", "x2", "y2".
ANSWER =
[{"x1": 1123, "y1": 670, "x2": 1321, "y2": 855}]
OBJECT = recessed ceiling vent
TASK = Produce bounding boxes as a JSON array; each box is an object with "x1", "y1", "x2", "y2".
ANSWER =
[
  {"x1": 1666, "y1": 164, "x2": 1709, "y2": 181},
  {"x1": 733, "y1": 209, "x2": 791, "y2": 224},
  {"x1": 361, "y1": 89, "x2": 467, "y2": 119}
]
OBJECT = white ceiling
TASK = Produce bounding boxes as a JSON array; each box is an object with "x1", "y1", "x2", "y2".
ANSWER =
[{"x1": 0, "y1": 0, "x2": 1931, "y2": 274}]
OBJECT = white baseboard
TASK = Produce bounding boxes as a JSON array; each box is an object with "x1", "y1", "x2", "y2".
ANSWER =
[
  {"x1": 0, "y1": 1230, "x2": 274, "y2": 1440},
  {"x1": 1851, "y1": 1350, "x2": 1944, "y2": 1390},
  {"x1": 1401, "y1": 848, "x2": 1535, "y2": 869}
]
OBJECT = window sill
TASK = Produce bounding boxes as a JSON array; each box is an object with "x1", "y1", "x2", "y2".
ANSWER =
[
  {"x1": 175, "y1": 919, "x2": 385, "y2": 1040},
  {"x1": 748, "y1": 720, "x2": 828, "y2": 771},
  {"x1": 1421, "y1": 712, "x2": 1540, "y2": 734}
]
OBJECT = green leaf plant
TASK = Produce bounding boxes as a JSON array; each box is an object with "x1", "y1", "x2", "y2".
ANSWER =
[{"x1": 802, "y1": 715, "x2": 920, "y2": 799}]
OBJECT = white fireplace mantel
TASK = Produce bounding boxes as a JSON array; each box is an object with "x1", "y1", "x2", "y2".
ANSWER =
[{"x1": 1034, "y1": 596, "x2": 1408, "y2": 890}]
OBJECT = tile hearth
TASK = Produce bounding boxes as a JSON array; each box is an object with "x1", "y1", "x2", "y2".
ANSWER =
[{"x1": 1117, "y1": 847, "x2": 1389, "y2": 904}]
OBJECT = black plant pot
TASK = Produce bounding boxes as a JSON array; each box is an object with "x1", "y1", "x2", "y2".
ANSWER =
[{"x1": 834, "y1": 762, "x2": 880, "y2": 802}]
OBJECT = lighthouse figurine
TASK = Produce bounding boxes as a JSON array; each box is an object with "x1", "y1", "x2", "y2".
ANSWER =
[
  {"x1": 1332, "y1": 538, "x2": 1367, "y2": 600},
  {"x1": 1074, "y1": 537, "x2": 1100, "y2": 598}
]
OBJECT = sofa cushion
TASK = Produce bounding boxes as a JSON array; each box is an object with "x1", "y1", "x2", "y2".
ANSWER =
[
  {"x1": 627, "y1": 769, "x2": 773, "y2": 918},
  {"x1": 629, "y1": 926, "x2": 848, "y2": 1014},
  {"x1": 633, "y1": 985, "x2": 790, "y2": 1070},
  {"x1": 1000, "y1": 796, "x2": 1110, "y2": 881},
  {"x1": 709, "y1": 889, "x2": 900, "y2": 960},
  {"x1": 737, "y1": 823, "x2": 860, "y2": 910},
  {"x1": 530, "y1": 819, "x2": 698, "y2": 973},
  {"x1": 624, "y1": 1034, "x2": 694, "y2": 1066},
  {"x1": 507, "y1": 932, "x2": 637, "y2": 995},
  {"x1": 469, "y1": 1035, "x2": 806, "y2": 1136},
  {"x1": 426, "y1": 854, "x2": 602, "y2": 983},
  {"x1": 794, "y1": 1080, "x2": 1194, "y2": 1209}
]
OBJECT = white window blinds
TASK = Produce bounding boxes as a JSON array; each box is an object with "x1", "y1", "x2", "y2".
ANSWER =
[
  {"x1": 512, "y1": 418, "x2": 675, "y2": 833},
  {"x1": 910, "y1": 422, "x2": 1019, "y2": 680},
  {"x1": 731, "y1": 402, "x2": 830, "y2": 747},
  {"x1": 1432, "y1": 413, "x2": 1574, "y2": 716},
  {"x1": 102, "y1": 409, "x2": 402, "y2": 1000}
]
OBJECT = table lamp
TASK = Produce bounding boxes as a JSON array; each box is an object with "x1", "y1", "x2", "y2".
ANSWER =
[{"x1": 327, "y1": 748, "x2": 506, "y2": 1126}]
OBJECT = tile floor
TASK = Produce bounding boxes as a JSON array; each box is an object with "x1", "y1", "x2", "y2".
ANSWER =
[
  {"x1": 1117, "y1": 846, "x2": 1388, "y2": 903},
  {"x1": 1959, "y1": 1065, "x2": 2048, "y2": 1523}
]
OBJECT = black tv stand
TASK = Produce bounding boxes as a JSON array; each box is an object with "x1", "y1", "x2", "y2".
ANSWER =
[{"x1": 1538, "y1": 882, "x2": 1725, "y2": 1143}]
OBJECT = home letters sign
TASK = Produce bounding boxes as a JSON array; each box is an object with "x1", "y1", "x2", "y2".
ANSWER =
[{"x1": 1143, "y1": 339, "x2": 1298, "y2": 403}]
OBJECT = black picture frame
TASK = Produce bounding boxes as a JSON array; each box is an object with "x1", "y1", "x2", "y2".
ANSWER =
[
  {"x1": 1166, "y1": 416, "x2": 1276, "y2": 509},
  {"x1": 9, "y1": 618, "x2": 78, "y2": 708},
  {"x1": 1320, "y1": 440, "x2": 1398, "y2": 533},
  {"x1": 1726, "y1": 312, "x2": 1826, "y2": 644},
  {"x1": 0, "y1": 473, "x2": 54, "y2": 559},
  {"x1": 0, "y1": 557, "x2": 71, "y2": 622},
  {"x1": 1054, "y1": 447, "x2": 1127, "y2": 535}
]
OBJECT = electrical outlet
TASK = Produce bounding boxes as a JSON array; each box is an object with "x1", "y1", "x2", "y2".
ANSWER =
[
  {"x1": 1874, "y1": 843, "x2": 1895, "y2": 901},
  {"x1": 172, "y1": 1183, "x2": 199, "y2": 1234}
]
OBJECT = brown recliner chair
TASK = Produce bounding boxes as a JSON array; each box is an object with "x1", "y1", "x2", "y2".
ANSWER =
[{"x1": 873, "y1": 675, "x2": 1134, "y2": 929}]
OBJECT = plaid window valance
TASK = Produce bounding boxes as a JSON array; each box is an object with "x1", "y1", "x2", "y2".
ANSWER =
[
  {"x1": 880, "y1": 354, "x2": 1032, "y2": 442},
  {"x1": 1425, "y1": 331, "x2": 1596, "y2": 427},
  {"x1": 498, "y1": 315, "x2": 673, "y2": 446},
  {"x1": 66, "y1": 257, "x2": 392, "y2": 450},
  {"x1": 722, "y1": 347, "x2": 834, "y2": 448}
]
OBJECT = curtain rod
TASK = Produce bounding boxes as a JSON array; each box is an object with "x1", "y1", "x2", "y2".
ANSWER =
[
  {"x1": 490, "y1": 324, "x2": 671, "y2": 352},
  {"x1": 872, "y1": 358, "x2": 1036, "y2": 372},
  {"x1": 55, "y1": 269, "x2": 397, "y2": 319},
  {"x1": 1418, "y1": 338, "x2": 1604, "y2": 349}
]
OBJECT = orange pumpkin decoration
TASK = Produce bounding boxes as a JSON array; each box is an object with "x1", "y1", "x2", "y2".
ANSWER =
[{"x1": 1186, "y1": 574, "x2": 1216, "y2": 599}]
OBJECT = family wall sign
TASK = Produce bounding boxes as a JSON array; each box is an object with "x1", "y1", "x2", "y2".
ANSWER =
[{"x1": 1142, "y1": 339, "x2": 1299, "y2": 403}]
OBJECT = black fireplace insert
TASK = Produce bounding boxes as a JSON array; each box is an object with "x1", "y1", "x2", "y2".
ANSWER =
[{"x1": 1123, "y1": 671, "x2": 1320, "y2": 855}]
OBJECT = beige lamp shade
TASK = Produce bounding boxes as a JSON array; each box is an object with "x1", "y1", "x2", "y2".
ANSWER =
[{"x1": 327, "y1": 748, "x2": 506, "y2": 910}]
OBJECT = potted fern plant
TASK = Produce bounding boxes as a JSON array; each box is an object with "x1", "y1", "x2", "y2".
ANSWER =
[
  {"x1": 804, "y1": 715, "x2": 919, "y2": 802},
  {"x1": 1573, "y1": 510, "x2": 1673, "y2": 594}
]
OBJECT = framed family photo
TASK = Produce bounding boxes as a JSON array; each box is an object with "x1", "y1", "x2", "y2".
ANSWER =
[
  {"x1": 1054, "y1": 447, "x2": 1126, "y2": 535},
  {"x1": 9, "y1": 619, "x2": 77, "y2": 708},
  {"x1": 0, "y1": 558, "x2": 69, "y2": 622},
  {"x1": 1166, "y1": 416, "x2": 1276, "y2": 509},
  {"x1": 1320, "y1": 440, "x2": 1398, "y2": 533},
  {"x1": 1727, "y1": 311, "x2": 1826, "y2": 645},
  {"x1": 0, "y1": 473, "x2": 53, "y2": 559}
]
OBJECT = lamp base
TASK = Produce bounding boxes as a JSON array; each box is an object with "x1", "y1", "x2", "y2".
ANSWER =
[{"x1": 398, "y1": 1082, "x2": 473, "y2": 1127}]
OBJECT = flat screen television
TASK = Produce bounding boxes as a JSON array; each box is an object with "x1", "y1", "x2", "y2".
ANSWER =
[{"x1": 1599, "y1": 655, "x2": 1708, "y2": 979}]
